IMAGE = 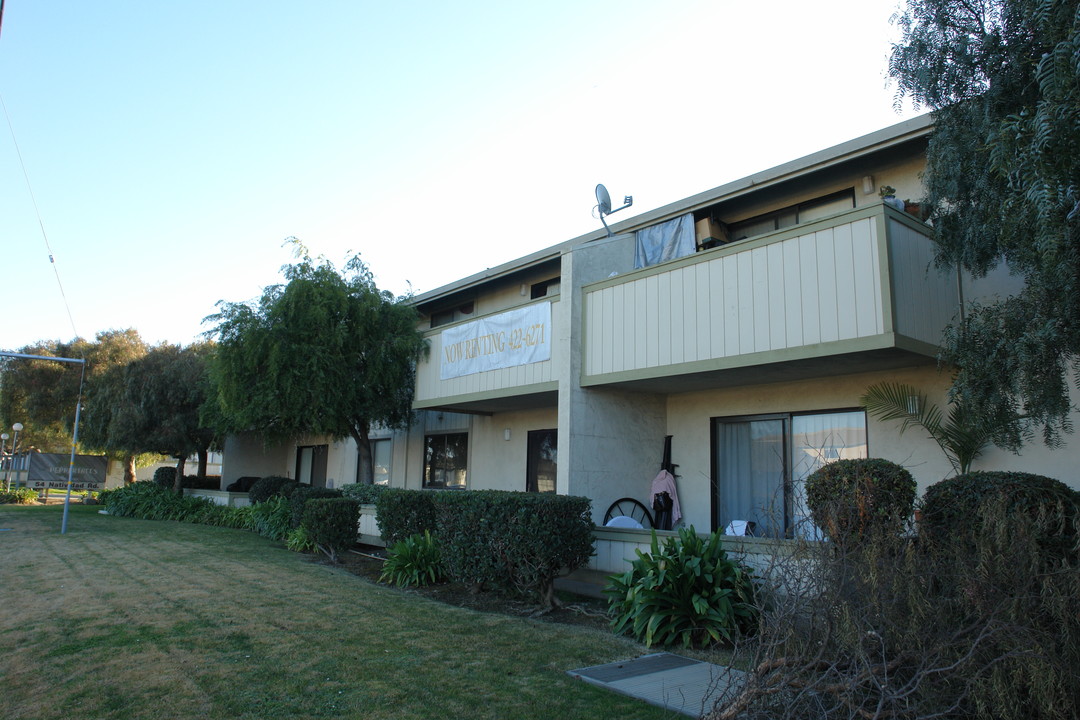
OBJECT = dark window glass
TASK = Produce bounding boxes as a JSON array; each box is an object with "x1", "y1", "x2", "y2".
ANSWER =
[
  {"x1": 423, "y1": 433, "x2": 467, "y2": 489},
  {"x1": 526, "y1": 429, "x2": 557, "y2": 493}
]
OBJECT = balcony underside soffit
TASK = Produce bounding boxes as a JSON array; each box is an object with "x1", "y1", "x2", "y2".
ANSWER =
[
  {"x1": 586, "y1": 346, "x2": 938, "y2": 395},
  {"x1": 413, "y1": 389, "x2": 559, "y2": 416}
]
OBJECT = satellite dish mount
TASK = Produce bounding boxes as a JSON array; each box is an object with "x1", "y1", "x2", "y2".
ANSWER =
[{"x1": 595, "y1": 184, "x2": 633, "y2": 237}]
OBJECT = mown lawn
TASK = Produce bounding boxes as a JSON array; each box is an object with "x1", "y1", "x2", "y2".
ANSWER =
[{"x1": 0, "y1": 505, "x2": 676, "y2": 720}]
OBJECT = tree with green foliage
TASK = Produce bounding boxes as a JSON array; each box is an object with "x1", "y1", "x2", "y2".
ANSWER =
[
  {"x1": 118, "y1": 343, "x2": 217, "y2": 491},
  {"x1": 79, "y1": 329, "x2": 152, "y2": 483},
  {"x1": 1, "y1": 330, "x2": 150, "y2": 483},
  {"x1": 206, "y1": 247, "x2": 428, "y2": 484},
  {"x1": 889, "y1": 0, "x2": 1080, "y2": 449}
]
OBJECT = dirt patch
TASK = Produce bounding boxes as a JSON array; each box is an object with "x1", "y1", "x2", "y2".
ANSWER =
[{"x1": 317, "y1": 545, "x2": 613, "y2": 632}]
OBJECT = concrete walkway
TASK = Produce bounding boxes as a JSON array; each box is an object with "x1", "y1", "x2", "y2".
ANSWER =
[{"x1": 568, "y1": 652, "x2": 745, "y2": 718}]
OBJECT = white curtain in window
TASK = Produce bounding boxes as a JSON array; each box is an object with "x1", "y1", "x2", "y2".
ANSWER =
[
  {"x1": 634, "y1": 213, "x2": 696, "y2": 269},
  {"x1": 717, "y1": 419, "x2": 786, "y2": 537}
]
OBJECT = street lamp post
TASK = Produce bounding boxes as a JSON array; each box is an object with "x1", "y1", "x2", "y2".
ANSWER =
[
  {"x1": 1, "y1": 352, "x2": 87, "y2": 533},
  {"x1": 0, "y1": 432, "x2": 8, "y2": 491},
  {"x1": 8, "y1": 423, "x2": 22, "y2": 492}
]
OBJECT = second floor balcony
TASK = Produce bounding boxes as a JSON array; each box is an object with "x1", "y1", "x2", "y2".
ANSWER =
[{"x1": 580, "y1": 203, "x2": 957, "y2": 393}]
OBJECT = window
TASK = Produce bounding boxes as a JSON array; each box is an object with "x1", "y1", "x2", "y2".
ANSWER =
[
  {"x1": 430, "y1": 301, "x2": 475, "y2": 329},
  {"x1": 295, "y1": 444, "x2": 328, "y2": 487},
  {"x1": 423, "y1": 433, "x2": 467, "y2": 489},
  {"x1": 530, "y1": 278, "x2": 560, "y2": 299},
  {"x1": 526, "y1": 429, "x2": 557, "y2": 493},
  {"x1": 359, "y1": 438, "x2": 391, "y2": 485},
  {"x1": 726, "y1": 189, "x2": 855, "y2": 241},
  {"x1": 712, "y1": 410, "x2": 866, "y2": 538}
]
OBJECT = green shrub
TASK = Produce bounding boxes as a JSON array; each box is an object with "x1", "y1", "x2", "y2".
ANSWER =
[
  {"x1": 203, "y1": 504, "x2": 253, "y2": 530},
  {"x1": 805, "y1": 458, "x2": 915, "y2": 543},
  {"x1": 339, "y1": 483, "x2": 389, "y2": 504},
  {"x1": 288, "y1": 486, "x2": 342, "y2": 529},
  {"x1": 152, "y1": 466, "x2": 177, "y2": 489},
  {"x1": 379, "y1": 530, "x2": 444, "y2": 587},
  {"x1": 0, "y1": 488, "x2": 39, "y2": 505},
  {"x1": 606, "y1": 526, "x2": 758, "y2": 648},
  {"x1": 432, "y1": 490, "x2": 595, "y2": 607},
  {"x1": 375, "y1": 488, "x2": 439, "y2": 545},
  {"x1": 286, "y1": 525, "x2": 317, "y2": 553},
  {"x1": 302, "y1": 497, "x2": 360, "y2": 563},
  {"x1": 249, "y1": 495, "x2": 292, "y2": 540},
  {"x1": 248, "y1": 476, "x2": 299, "y2": 504},
  {"x1": 103, "y1": 481, "x2": 219, "y2": 523},
  {"x1": 921, "y1": 471, "x2": 1080, "y2": 559}
]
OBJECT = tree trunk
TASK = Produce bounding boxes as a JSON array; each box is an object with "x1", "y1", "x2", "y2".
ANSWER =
[
  {"x1": 197, "y1": 448, "x2": 208, "y2": 477},
  {"x1": 173, "y1": 456, "x2": 186, "y2": 494},
  {"x1": 352, "y1": 420, "x2": 374, "y2": 485},
  {"x1": 123, "y1": 454, "x2": 137, "y2": 485}
]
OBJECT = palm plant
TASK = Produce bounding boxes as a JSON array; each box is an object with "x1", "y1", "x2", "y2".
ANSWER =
[{"x1": 860, "y1": 382, "x2": 999, "y2": 476}]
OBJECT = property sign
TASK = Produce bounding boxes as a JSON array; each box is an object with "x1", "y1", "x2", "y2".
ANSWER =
[
  {"x1": 26, "y1": 453, "x2": 108, "y2": 491},
  {"x1": 440, "y1": 302, "x2": 552, "y2": 380}
]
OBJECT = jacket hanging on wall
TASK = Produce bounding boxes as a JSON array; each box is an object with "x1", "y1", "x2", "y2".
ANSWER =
[{"x1": 650, "y1": 469, "x2": 682, "y2": 529}]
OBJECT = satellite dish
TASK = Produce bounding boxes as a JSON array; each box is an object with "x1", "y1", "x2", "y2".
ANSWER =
[
  {"x1": 595, "y1": 184, "x2": 612, "y2": 216},
  {"x1": 594, "y1": 183, "x2": 633, "y2": 237}
]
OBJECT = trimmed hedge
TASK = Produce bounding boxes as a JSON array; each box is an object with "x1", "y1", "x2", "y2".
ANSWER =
[
  {"x1": 434, "y1": 491, "x2": 594, "y2": 605},
  {"x1": 340, "y1": 483, "x2": 389, "y2": 505},
  {"x1": 375, "y1": 488, "x2": 439, "y2": 545},
  {"x1": 806, "y1": 458, "x2": 916, "y2": 543},
  {"x1": 921, "y1": 471, "x2": 1080, "y2": 562},
  {"x1": 302, "y1": 497, "x2": 361, "y2": 563},
  {"x1": 248, "y1": 476, "x2": 299, "y2": 505},
  {"x1": 152, "y1": 466, "x2": 177, "y2": 489},
  {"x1": 288, "y1": 485, "x2": 342, "y2": 529},
  {"x1": 375, "y1": 489, "x2": 594, "y2": 607}
]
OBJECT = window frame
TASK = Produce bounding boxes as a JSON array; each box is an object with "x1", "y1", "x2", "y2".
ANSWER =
[
  {"x1": 295, "y1": 444, "x2": 329, "y2": 488},
  {"x1": 725, "y1": 188, "x2": 856, "y2": 242},
  {"x1": 525, "y1": 428, "x2": 557, "y2": 493},
  {"x1": 710, "y1": 408, "x2": 867, "y2": 538},
  {"x1": 360, "y1": 437, "x2": 392, "y2": 486},
  {"x1": 422, "y1": 432, "x2": 468, "y2": 490}
]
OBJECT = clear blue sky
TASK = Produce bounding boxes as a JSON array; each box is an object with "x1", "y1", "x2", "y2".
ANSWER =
[{"x1": 1, "y1": 0, "x2": 920, "y2": 350}]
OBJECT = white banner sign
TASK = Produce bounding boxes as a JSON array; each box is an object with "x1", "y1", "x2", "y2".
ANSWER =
[{"x1": 440, "y1": 302, "x2": 551, "y2": 380}]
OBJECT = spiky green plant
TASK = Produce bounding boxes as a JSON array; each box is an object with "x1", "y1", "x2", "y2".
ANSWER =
[
  {"x1": 605, "y1": 526, "x2": 758, "y2": 648},
  {"x1": 379, "y1": 530, "x2": 444, "y2": 587},
  {"x1": 860, "y1": 381, "x2": 1019, "y2": 475}
]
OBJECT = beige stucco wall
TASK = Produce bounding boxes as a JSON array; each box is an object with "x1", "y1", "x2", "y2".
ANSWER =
[
  {"x1": 466, "y1": 407, "x2": 558, "y2": 492},
  {"x1": 221, "y1": 433, "x2": 288, "y2": 485},
  {"x1": 664, "y1": 364, "x2": 1080, "y2": 531}
]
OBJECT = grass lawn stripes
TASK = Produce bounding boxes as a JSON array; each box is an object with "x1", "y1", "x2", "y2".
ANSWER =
[{"x1": 0, "y1": 505, "x2": 671, "y2": 720}]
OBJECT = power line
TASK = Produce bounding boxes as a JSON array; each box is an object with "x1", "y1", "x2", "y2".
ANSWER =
[{"x1": 1, "y1": 92, "x2": 81, "y2": 340}]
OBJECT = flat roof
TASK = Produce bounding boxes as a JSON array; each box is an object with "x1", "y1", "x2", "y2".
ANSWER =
[{"x1": 413, "y1": 114, "x2": 932, "y2": 306}]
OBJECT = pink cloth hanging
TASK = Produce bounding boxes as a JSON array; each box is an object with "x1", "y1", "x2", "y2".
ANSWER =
[{"x1": 650, "y1": 469, "x2": 682, "y2": 526}]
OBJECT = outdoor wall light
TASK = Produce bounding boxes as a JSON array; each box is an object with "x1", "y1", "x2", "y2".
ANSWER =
[{"x1": 504, "y1": 428, "x2": 511, "y2": 441}]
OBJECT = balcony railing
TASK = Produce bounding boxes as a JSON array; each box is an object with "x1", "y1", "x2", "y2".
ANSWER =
[{"x1": 581, "y1": 204, "x2": 957, "y2": 388}]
